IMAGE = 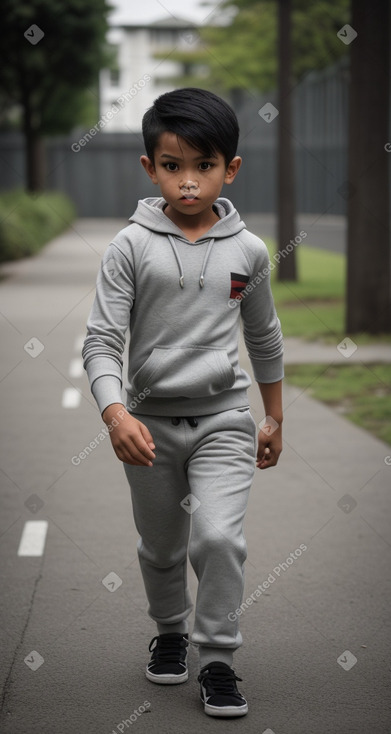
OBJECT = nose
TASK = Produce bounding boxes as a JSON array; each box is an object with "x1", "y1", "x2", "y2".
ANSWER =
[
  {"x1": 179, "y1": 180, "x2": 201, "y2": 199},
  {"x1": 180, "y1": 179, "x2": 199, "y2": 191}
]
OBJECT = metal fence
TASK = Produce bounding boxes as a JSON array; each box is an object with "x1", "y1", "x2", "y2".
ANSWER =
[{"x1": 0, "y1": 59, "x2": 349, "y2": 216}]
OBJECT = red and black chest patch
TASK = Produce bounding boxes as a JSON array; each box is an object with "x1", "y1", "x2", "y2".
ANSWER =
[{"x1": 230, "y1": 272, "x2": 250, "y2": 300}]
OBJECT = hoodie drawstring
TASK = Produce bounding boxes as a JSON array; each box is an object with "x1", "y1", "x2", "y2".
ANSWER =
[
  {"x1": 168, "y1": 235, "x2": 185, "y2": 288},
  {"x1": 167, "y1": 235, "x2": 215, "y2": 289},
  {"x1": 199, "y1": 239, "x2": 214, "y2": 288}
]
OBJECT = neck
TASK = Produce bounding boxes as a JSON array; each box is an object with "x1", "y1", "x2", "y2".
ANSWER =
[{"x1": 163, "y1": 204, "x2": 219, "y2": 239}]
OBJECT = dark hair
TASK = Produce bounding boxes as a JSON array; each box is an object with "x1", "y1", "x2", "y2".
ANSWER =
[{"x1": 142, "y1": 87, "x2": 239, "y2": 168}]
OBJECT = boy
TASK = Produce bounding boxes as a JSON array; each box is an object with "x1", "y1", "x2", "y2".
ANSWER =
[{"x1": 82, "y1": 87, "x2": 283, "y2": 718}]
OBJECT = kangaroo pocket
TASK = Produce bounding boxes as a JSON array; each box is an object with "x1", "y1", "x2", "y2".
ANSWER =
[{"x1": 132, "y1": 346, "x2": 235, "y2": 398}]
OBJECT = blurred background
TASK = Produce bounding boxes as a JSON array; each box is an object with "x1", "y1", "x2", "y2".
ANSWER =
[
  {"x1": 1, "y1": 3, "x2": 391, "y2": 733},
  {"x1": 0, "y1": 0, "x2": 355, "y2": 218}
]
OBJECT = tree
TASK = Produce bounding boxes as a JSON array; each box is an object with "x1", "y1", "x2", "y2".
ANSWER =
[
  {"x1": 0, "y1": 0, "x2": 112, "y2": 192},
  {"x1": 168, "y1": 1, "x2": 350, "y2": 94},
  {"x1": 276, "y1": 0, "x2": 296, "y2": 281},
  {"x1": 346, "y1": 0, "x2": 390, "y2": 333}
]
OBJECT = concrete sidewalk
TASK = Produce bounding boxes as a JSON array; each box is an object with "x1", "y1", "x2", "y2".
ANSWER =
[
  {"x1": 283, "y1": 336, "x2": 391, "y2": 365},
  {"x1": 0, "y1": 219, "x2": 390, "y2": 734}
]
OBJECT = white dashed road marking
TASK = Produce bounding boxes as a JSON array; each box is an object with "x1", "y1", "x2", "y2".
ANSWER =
[
  {"x1": 62, "y1": 387, "x2": 81, "y2": 408},
  {"x1": 69, "y1": 358, "x2": 84, "y2": 378},
  {"x1": 18, "y1": 521, "x2": 48, "y2": 556}
]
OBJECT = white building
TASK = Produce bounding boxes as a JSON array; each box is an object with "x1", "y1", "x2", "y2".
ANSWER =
[{"x1": 99, "y1": 17, "x2": 202, "y2": 132}]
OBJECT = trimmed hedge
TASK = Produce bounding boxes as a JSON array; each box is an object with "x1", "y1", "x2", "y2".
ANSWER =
[{"x1": 0, "y1": 189, "x2": 76, "y2": 263}]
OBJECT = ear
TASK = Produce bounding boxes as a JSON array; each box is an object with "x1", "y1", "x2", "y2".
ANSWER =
[
  {"x1": 140, "y1": 155, "x2": 158, "y2": 184},
  {"x1": 224, "y1": 156, "x2": 242, "y2": 185}
]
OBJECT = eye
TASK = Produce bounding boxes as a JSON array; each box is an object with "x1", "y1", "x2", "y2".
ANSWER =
[
  {"x1": 199, "y1": 162, "x2": 214, "y2": 171},
  {"x1": 163, "y1": 162, "x2": 178, "y2": 171}
]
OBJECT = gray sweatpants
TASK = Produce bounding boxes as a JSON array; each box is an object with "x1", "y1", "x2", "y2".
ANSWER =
[{"x1": 123, "y1": 406, "x2": 257, "y2": 668}]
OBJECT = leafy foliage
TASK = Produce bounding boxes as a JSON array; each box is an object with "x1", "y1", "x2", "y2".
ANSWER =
[
  {"x1": 0, "y1": 189, "x2": 76, "y2": 262},
  {"x1": 0, "y1": 0, "x2": 112, "y2": 133},
  {"x1": 165, "y1": 0, "x2": 350, "y2": 93}
]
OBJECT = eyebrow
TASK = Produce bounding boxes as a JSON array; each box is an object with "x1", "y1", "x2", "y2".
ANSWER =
[{"x1": 159, "y1": 153, "x2": 218, "y2": 161}]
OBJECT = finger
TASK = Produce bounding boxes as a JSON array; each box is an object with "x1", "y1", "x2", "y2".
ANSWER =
[
  {"x1": 124, "y1": 456, "x2": 153, "y2": 466},
  {"x1": 139, "y1": 422, "x2": 155, "y2": 450},
  {"x1": 256, "y1": 448, "x2": 275, "y2": 469},
  {"x1": 128, "y1": 441, "x2": 155, "y2": 465},
  {"x1": 257, "y1": 452, "x2": 279, "y2": 469},
  {"x1": 131, "y1": 431, "x2": 156, "y2": 461},
  {"x1": 120, "y1": 447, "x2": 154, "y2": 466},
  {"x1": 118, "y1": 437, "x2": 155, "y2": 466},
  {"x1": 256, "y1": 445, "x2": 270, "y2": 464},
  {"x1": 257, "y1": 434, "x2": 268, "y2": 455}
]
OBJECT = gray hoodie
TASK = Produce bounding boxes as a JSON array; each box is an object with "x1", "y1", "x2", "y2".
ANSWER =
[{"x1": 82, "y1": 197, "x2": 284, "y2": 417}]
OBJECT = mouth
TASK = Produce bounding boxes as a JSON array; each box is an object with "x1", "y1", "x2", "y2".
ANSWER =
[
  {"x1": 180, "y1": 185, "x2": 201, "y2": 199},
  {"x1": 180, "y1": 195, "x2": 198, "y2": 200}
]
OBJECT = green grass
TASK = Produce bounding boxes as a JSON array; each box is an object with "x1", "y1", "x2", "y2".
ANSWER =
[
  {"x1": 284, "y1": 363, "x2": 391, "y2": 445},
  {"x1": 264, "y1": 240, "x2": 391, "y2": 344},
  {"x1": 0, "y1": 189, "x2": 76, "y2": 263},
  {"x1": 262, "y1": 241, "x2": 391, "y2": 443},
  {"x1": 265, "y1": 240, "x2": 345, "y2": 340},
  {"x1": 266, "y1": 240, "x2": 346, "y2": 302}
]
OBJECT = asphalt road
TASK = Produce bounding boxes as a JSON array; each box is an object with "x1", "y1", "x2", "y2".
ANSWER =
[{"x1": 0, "y1": 218, "x2": 390, "y2": 734}]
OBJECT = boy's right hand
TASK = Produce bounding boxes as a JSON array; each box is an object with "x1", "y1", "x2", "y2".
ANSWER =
[{"x1": 102, "y1": 403, "x2": 156, "y2": 466}]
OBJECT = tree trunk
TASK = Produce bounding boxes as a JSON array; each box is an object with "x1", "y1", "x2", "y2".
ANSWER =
[
  {"x1": 22, "y1": 95, "x2": 46, "y2": 192},
  {"x1": 276, "y1": 0, "x2": 297, "y2": 281},
  {"x1": 346, "y1": 0, "x2": 390, "y2": 333}
]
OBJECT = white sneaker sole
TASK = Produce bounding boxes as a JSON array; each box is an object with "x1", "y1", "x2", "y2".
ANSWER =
[
  {"x1": 146, "y1": 667, "x2": 188, "y2": 685},
  {"x1": 203, "y1": 699, "x2": 248, "y2": 717}
]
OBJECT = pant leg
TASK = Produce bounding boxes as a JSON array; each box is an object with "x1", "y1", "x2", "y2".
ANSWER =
[
  {"x1": 186, "y1": 407, "x2": 257, "y2": 667},
  {"x1": 123, "y1": 415, "x2": 194, "y2": 631}
]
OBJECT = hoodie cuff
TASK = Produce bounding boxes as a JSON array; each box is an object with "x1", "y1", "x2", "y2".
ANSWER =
[
  {"x1": 250, "y1": 355, "x2": 284, "y2": 383},
  {"x1": 91, "y1": 375, "x2": 124, "y2": 416}
]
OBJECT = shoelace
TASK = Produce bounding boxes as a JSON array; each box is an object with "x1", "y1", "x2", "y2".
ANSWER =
[
  {"x1": 149, "y1": 635, "x2": 188, "y2": 664},
  {"x1": 198, "y1": 665, "x2": 243, "y2": 694}
]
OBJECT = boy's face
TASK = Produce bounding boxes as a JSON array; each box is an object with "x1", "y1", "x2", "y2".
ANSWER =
[{"x1": 140, "y1": 133, "x2": 241, "y2": 219}]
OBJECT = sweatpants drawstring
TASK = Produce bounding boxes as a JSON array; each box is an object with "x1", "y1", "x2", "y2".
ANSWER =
[{"x1": 171, "y1": 417, "x2": 198, "y2": 428}]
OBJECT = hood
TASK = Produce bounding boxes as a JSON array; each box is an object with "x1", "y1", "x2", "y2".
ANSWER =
[
  {"x1": 128, "y1": 196, "x2": 246, "y2": 290},
  {"x1": 129, "y1": 196, "x2": 246, "y2": 240}
]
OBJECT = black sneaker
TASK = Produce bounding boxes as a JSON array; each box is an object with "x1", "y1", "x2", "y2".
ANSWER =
[
  {"x1": 197, "y1": 661, "x2": 248, "y2": 717},
  {"x1": 146, "y1": 633, "x2": 189, "y2": 685}
]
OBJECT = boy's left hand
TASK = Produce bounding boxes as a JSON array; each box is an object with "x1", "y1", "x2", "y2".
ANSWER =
[{"x1": 256, "y1": 425, "x2": 282, "y2": 469}]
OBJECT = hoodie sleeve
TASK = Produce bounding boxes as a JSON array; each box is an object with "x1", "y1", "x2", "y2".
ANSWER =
[
  {"x1": 240, "y1": 242, "x2": 284, "y2": 383},
  {"x1": 82, "y1": 242, "x2": 135, "y2": 416}
]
